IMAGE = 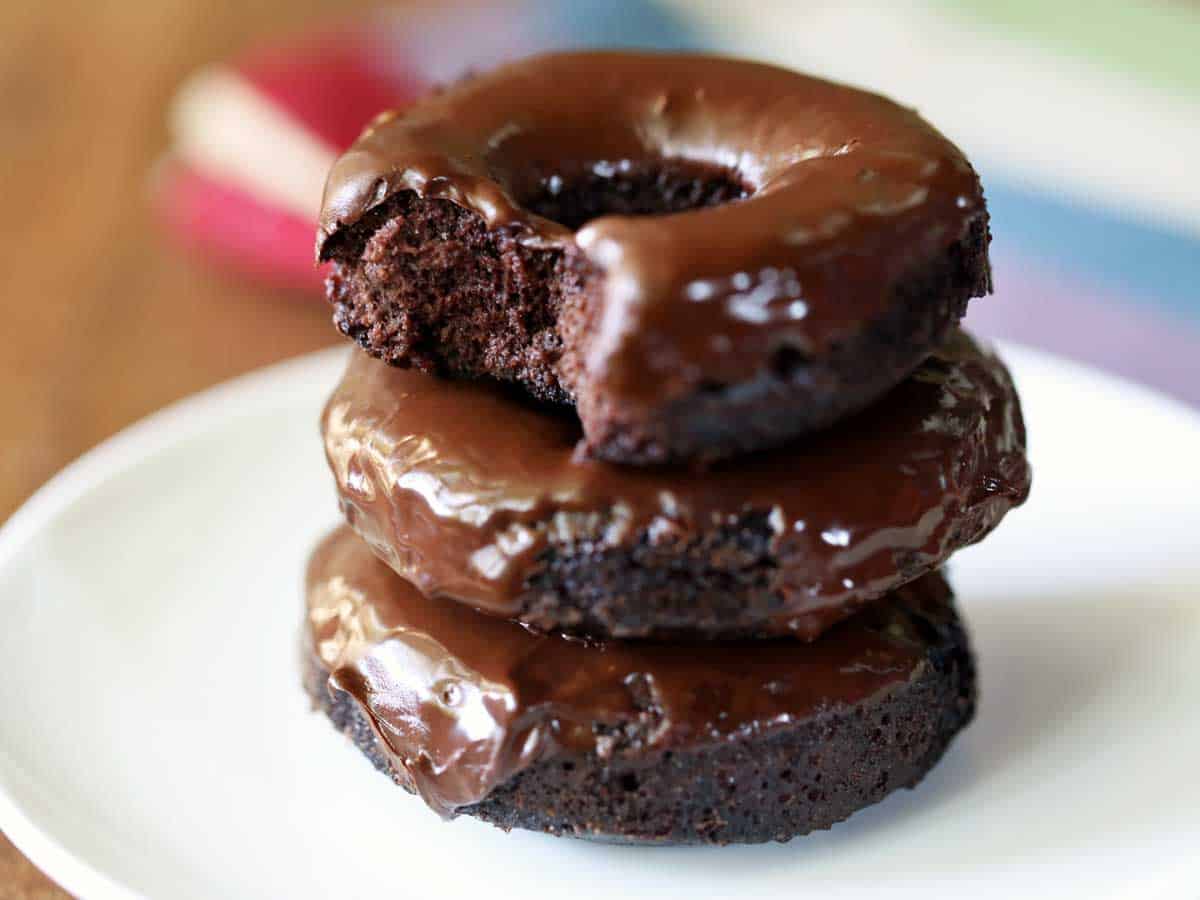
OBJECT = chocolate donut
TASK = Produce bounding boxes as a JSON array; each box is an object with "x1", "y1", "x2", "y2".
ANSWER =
[
  {"x1": 305, "y1": 527, "x2": 976, "y2": 844},
  {"x1": 323, "y1": 329, "x2": 1029, "y2": 641},
  {"x1": 317, "y1": 51, "x2": 991, "y2": 465}
]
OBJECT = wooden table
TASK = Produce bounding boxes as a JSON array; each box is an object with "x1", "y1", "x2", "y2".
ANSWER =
[{"x1": 0, "y1": 2, "x2": 377, "y2": 893}]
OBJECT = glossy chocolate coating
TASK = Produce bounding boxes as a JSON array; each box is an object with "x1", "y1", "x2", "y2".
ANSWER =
[
  {"x1": 317, "y1": 51, "x2": 988, "y2": 419},
  {"x1": 307, "y1": 527, "x2": 961, "y2": 818},
  {"x1": 323, "y1": 329, "x2": 1029, "y2": 638}
]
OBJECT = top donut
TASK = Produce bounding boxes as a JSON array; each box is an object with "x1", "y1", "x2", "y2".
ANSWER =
[{"x1": 317, "y1": 51, "x2": 991, "y2": 466}]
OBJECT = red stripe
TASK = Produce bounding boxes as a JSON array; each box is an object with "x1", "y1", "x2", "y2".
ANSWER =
[
  {"x1": 235, "y1": 26, "x2": 425, "y2": 149},
  {"x1": 156, "y1": 161, "x2": 324, "y2": 294}
]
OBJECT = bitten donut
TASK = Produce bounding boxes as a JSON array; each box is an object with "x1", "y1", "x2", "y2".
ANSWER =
[
  {"x1": 305, "y1": 527, "x2": 977, "y2": 845},
  {"x1": 323, "y1": 329, "x2": 1030, "y2": 641},
  {"x1": 317, "y1": 51, "x2": 992, "y2": 465}
]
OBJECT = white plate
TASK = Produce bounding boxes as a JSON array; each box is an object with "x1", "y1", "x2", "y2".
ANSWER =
[{"x1": 1, "y1": 345, "x2": 1198, "y2": 900}]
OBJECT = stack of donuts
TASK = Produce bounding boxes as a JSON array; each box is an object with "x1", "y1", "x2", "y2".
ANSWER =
[{"x1": 304, "y1": 52, "x2": 1031, "y2": 845}]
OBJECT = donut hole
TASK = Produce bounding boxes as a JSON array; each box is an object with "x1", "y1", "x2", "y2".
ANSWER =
[
  {"x1": 515, "y1": 158, "x2": 749, "y2": 231},
  {"x1": 768, "y1": 344, "x2": 813, "y2": 380}
]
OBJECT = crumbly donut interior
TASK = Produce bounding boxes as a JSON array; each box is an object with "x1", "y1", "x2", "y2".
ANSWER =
[{"x1": 324, "y1": 160, "x2": 746, "y2": 407}]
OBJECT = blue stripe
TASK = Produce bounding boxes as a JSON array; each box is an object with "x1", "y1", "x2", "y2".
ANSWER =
[
  {"x1": 530, "y1": 0, "x2": 705, "y2": 51},
  {"x1": 986, "y1": 178, "x2": 1200, "y2": 324}
]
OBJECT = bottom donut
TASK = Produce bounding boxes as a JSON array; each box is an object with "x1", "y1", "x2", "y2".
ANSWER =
[{"x1": 304, "y1": 527, "x2": 976, "y2": 845}]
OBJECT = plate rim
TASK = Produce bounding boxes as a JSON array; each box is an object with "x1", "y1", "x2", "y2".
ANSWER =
[
  {"x1": 1, "y1": 340, "x2": 1197, "y2": 898},
  {"x1": 0, "y1": 346, "x2": 344, "y2": 900}
]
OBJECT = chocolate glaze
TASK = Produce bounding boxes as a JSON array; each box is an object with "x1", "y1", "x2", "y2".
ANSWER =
[
  {"x1": 317, "y1": 51, "x2": 988, "y2": 417},
  {"x1": 323, "y1": 329, "x2": 1029, "y2": 638},
  {"x1": 307, "y1": 527, "x2": 959, "y2": 818}
]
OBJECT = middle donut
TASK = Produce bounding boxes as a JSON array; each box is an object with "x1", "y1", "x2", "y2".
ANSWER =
[{"x1": 324, "y1": 328, "x2": 1030, "y2": 641}]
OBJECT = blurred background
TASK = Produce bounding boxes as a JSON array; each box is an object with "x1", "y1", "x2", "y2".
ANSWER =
[{"x1": 1, "y1": 1, "x2": 1197, "y2": 893}]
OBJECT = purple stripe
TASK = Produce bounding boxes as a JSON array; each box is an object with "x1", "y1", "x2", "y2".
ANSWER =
[{"x1": 965, "y1": 250, "x2": 1200, "y2": 408}]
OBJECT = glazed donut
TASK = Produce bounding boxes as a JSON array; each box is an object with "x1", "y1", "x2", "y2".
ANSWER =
[
  {"x1": 305, "y1": 527, "x2": 977, "y2": 843},
  {"x1": 322, "y1": 329, "x2": 1029, "y2": 641},
  {"x1": 317, "y1": 52, "x2": 991, "y2": 465}
]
